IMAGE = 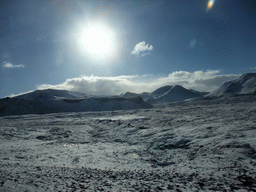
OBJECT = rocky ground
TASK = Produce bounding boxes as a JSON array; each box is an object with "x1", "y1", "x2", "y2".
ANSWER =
[{"x1": 1, "y1": 95, "x2": 256, "y2": 191}]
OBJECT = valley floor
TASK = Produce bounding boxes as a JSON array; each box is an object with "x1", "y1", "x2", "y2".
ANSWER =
[{"x1": 1, "y1": 95, "x2": 256, "y2": 191}]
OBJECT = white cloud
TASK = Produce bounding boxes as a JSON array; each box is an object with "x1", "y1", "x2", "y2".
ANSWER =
[
  {"x1": 189, "y1": 39, "x2": 197, "y2": 49},
  {"x1": 33, "y1": 70, "x2": 239, "y2": 96},
  {"x1": 131, "y1": 41, "x2": 153, "y2": 57},
  {"x1": 3, "y1": 62, "x2": 25, "y2": 68}
]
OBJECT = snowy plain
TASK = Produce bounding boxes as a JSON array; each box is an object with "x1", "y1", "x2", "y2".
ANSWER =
[{"x1": 1, "y1": 95, "x2": 256, "y2": 191}]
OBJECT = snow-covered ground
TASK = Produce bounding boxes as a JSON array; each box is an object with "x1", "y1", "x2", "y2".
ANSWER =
[{"x1": 1, "y1": 95, "x2": 256, "y2": 191}]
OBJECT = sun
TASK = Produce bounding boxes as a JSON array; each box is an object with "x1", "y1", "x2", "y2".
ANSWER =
[{"x1": 78, "y1": 22, "x2": 117, "y2": 61}]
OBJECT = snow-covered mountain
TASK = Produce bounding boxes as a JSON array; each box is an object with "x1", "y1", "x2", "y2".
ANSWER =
[
  {"x1": 0, "y1": 89, "x2": 151, "y2": 116},
  {"x1": 14, "y1": 89, "x2": 88, "y2": 101},
  {"x1": 121, "y1": 92, "x2": 140, "y2": 98},
  {"x1": 122, "y1": 85, "x2": 203, "y2": 104},
  {"x1": 147, "y1": 85, "x2": 202, "y2": 104},
  {"x1": 207, "y1": 73, "x2": 256, "y2": 97},
  {"x1": 189, "y1": 89, "x2": 209, "y2": 96},
  {"x1": 150, "y1": 86, "x2": 173, "y2": 98},
  {"x1": 3, "y1": 73, "x2": 255, "y2": 116},
  {"x1": 121, "y1": 92, "x2": 150, "y2": 100}
]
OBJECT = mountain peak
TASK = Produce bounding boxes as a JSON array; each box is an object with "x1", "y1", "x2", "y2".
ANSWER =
[
  {"x1": 240, "y1": 73, "x2": 256, "y2": 79},
  {"x1": 14, "y1": 89, "x2": 87, "y2": 101},
  {"x1": 148, "y1": 85, "x2": 202, "y2": 104},
  {"x1": 208, "y1": 73, "x2": 256, "y2": 97},
  {"x1": 238, "y1": 73, "x2": 256, "y2": 83},
  {"x1": 151, "y1": 86, "x2": 173, "y2": 96}
]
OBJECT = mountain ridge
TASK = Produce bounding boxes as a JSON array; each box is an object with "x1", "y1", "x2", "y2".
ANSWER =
[
  {"x1": 2, "y1": 73, "x2": 256, "y2": 116},
  {"x1": 0, "y1": 89, "x2": 151, "y2": 116},
  {"x1": 122, "y1": 85, "x2": 204, "y2": 104},
  {"x1": 207, "y1": 73, "x2": 256, "y2": 97}
]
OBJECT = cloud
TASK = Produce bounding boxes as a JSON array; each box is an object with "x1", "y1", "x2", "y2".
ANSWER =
[
  {"x1": 2, "y1": 62, "x2": 25, "y2": 68},
  {"x1": 37, "y1": 75, "x2": 137, "y2": 96},
  {"x1": 32, "y1": 70, "x2": 239, "y2": 96},
  {"x1": 189, "y1": 39, "x2": 197, "y2": 49},
  {"x1": 131, "y1": 41, "x2": 153, "y2": 57}
]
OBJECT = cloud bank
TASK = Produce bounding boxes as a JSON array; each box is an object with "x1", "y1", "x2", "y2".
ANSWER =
[
  {"x1": 3, "y1": 62, "x2": 25, "y2": 68},
  {"x1": 28, "y1": 70, "x2": 239, "y2": 97},
  {"x1": 131, "y1": 41, "x2": 153, "y2": 57}
]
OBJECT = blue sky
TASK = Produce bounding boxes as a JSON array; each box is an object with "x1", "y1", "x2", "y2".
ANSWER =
[{"x1": 1, "y1": 0, "x2": 256, "y2": 98}]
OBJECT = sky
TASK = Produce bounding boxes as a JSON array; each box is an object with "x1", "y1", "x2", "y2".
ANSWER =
[{"x1": 1, "y1": 0, "x2": 256, "y2": 98}]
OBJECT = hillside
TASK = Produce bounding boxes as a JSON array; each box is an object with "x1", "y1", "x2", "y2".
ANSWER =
[
  {"x1": 122, "y1": 85, "x2": 203, "y2": 104},
  {"x1": 0, "y1": 89, "x2": 151, "y2": 116},
  {"x1": 208, "y1": 73, "x2": 256, "y2": 97},
  {"x1": 14, "y1": 89, "x2": 88, "y2": 100},
  {"x1": 147, "y1": 85, "x2": 202, "y2": 104}
]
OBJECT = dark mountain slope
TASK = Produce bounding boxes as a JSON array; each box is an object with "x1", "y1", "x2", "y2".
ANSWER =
[{"x1": 0, "y1": 89, "x2": 151, "y2": 116}]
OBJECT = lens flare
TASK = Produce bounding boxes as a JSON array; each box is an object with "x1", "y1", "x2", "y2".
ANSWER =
[{"x1": 207, "y1": 0, "x2": 215, "y2": 11}]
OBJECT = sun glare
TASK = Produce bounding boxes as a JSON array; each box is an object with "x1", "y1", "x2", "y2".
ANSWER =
[{"x1": 78, "y1": 22, "x2": 117, "y2": 61}]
